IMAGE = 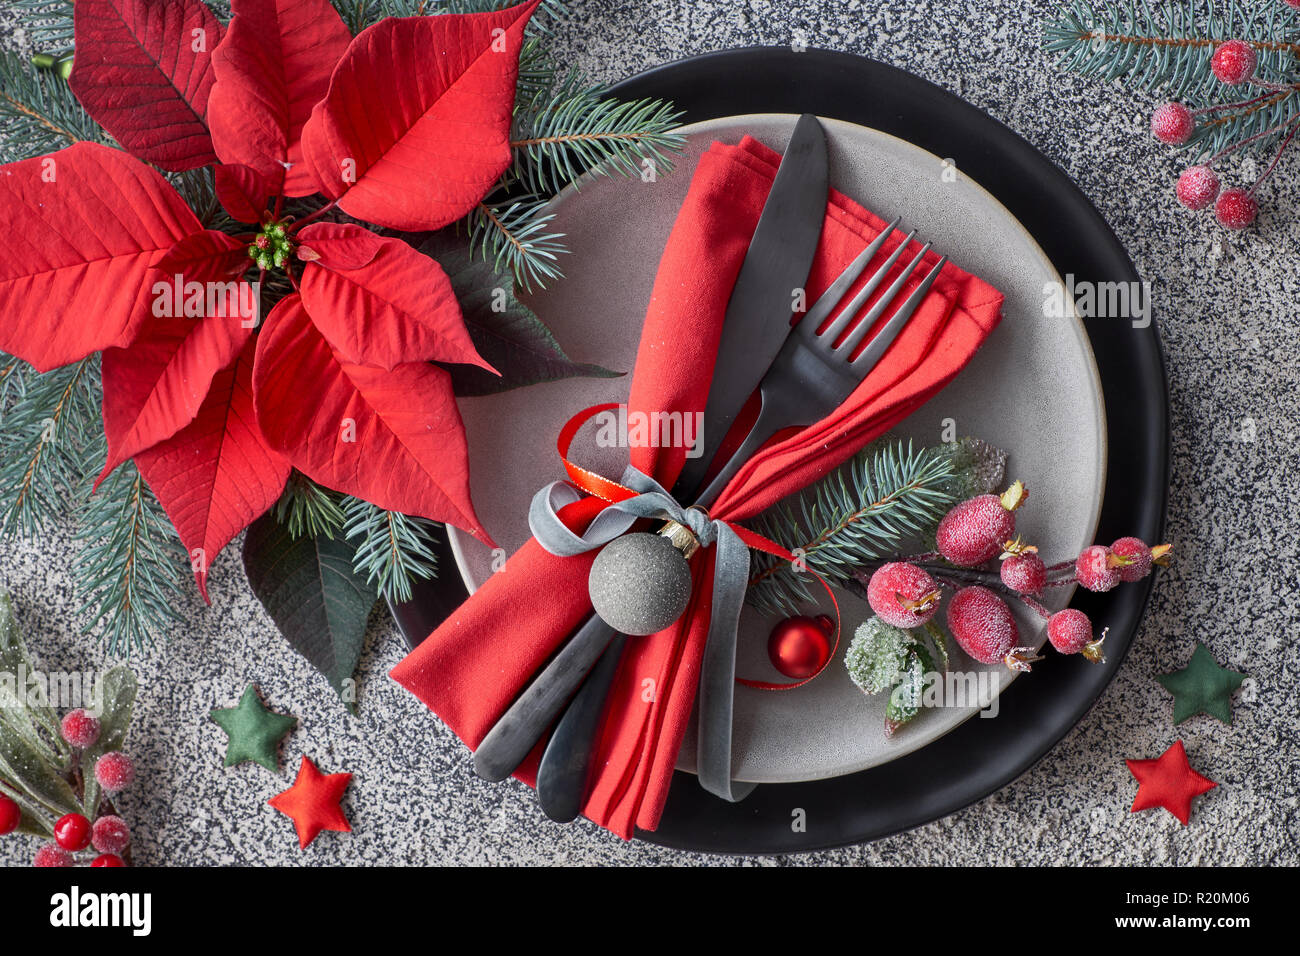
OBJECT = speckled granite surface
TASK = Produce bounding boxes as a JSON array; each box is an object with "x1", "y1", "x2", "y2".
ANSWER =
[{"x1": 1, "y1": 0, "x2": 1297, "y2": 866}]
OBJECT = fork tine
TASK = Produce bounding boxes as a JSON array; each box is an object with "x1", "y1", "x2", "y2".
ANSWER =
[
  {"x1": 851, "y1": 255, "x2": 948, "y2": 368},
  {"x1": 802, "y1": 218, "x2": 901, "y2": 340},
  {"x1": 818, "y1": 228, "x2": 917, "y2": 344},
  {"x1": 836, "y1": 242, "x2": 932, "y2": 356}
]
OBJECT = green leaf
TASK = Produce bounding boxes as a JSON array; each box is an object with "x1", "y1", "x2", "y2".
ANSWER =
[
  {"x1": 922, "y1": 620, "x2": 950, "y2": 674},
  {"x1": 79, "y1": 666, "x2": 137, "y2": 818},
  {"x1": 0, "y1": 719, "x2": 80, "y2": 821},
  {"x1": 0, "y1": 593, "x2": 67, "y2": 764},
  {"x1": 242, "y1": 512, "x2": 378, "y2": 710},
  {"x1": 417, "y1": 231, "x2": 620, "y2": 395},
  {"x1": 845, "y1": 616, "x2": 911, "y2": 695},
  {"x1": 885, "y1": 640, "x2": 937, "y2": 733}
]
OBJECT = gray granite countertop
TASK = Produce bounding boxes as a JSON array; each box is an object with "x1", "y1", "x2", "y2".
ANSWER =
[{"x1": 2, "y1": 0, "x2": 1297, "y2": 866}]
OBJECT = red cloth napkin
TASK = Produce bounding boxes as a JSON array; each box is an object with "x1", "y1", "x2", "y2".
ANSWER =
[{"x1": 391, "y1": 135, "x2": 1004, "y2": 838}]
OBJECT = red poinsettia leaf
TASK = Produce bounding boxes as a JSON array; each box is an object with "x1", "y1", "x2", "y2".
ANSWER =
[
  {"x1": 99, "y1": 279, "x2": 258, "y2": 484},
  {"x1": 300, "y1": 0, "x2": 539, "y2": 230},
  {"x1": 0, "y1": 143, "x2": 201, "y2": 372},
  {"x1": 69, "y1": 0, "x2": 224, "y2": 171},
  {"x1": 208, "y1": 0, "x2": 352, "y2": 197},
  {"x1": 137, "y1": 338, "x2": 291, "y2": 602},
  {"x1": 156, "y1": 229, "x2": 251, "y2": 282},
  {"x1": 295, "y1": 222, "x2": 384, "y2": 270},
  {"x1": 252, "y1": 294, "x2": 490, "y2": 542},
  {"x1": 296, "y1": 225, "x2": 493, "y2": 371},
  {"x1": 214, "y1": 163, "x2": 273, "y2": 224}
]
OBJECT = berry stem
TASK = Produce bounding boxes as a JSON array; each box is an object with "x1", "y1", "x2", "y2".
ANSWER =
[
  {"x1": 1250, "y1": 121, "x2": 1299, "y2": 195},
  {"x1": 895, "y1": 551, "x2": 940, "y2": 564},
  {"x1": 1043, "y1": 576, "x2": 1079, "y2": 589},
  {"x1": 1017, "y1": 594, "x2": 1052, "y2": 620},
  {"x1": 1190, "y1": 89, "x2": 1291, "y2": 116},
  {"x1": 1205, "y1": 111, "x2": 1300, "y2": 165}
]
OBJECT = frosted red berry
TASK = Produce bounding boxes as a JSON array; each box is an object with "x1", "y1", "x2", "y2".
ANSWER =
[
  {"x1": 1001, "y1": 551, "x2": 1047, "y2": 594},
  {"x1": 1215, "y1": 188, "x2": 1258, "y2": 229},
  {"x1": 1048, "y1": 609, "x2": 1106, "y2": 663},
  {"x1": 0, "y1": 793, "x2": 20, "y2": 835},
  {"x1": 867, "y1": 562, "x2": 941, "y2": 627},
  {"x1": 34, "y1": 843, "x2": 75, "y2": 867},
  {"x1": 60, "y1": 708, "x2": 101, "y2": 748},
  {"x1": 1110, "y1": 537, "x2": 1152, "y2": 582},
  {"x1": 91, "y1": 853, "x2": 125, "y2": 867},
  {"x1": 1150, "y1": 102, "x2": 1194, "y2": 144},
  {"x1": 1048, "y1": 609, "x2": 1093, "y2": 654},
  {"x1": 94, "y1": 751, "x2": 135, "y2": 792},
  {"x1": 946, "y1": 585, "x2": 1020, "y2": 666},
  {"x1": 1210, "y1": 40, "x2": 1257, "y2": 85},
  {"x1": 54, "y1": 812, "x2": 91, "y2": 851},
  {"x1": 1176, "y1": 166, "x2": 1220, "y2": 210},
  {"x1": 935, "y1": 482, "x2": 1026, "y2": 567},
  {"x1": 1076, "y1": 545, "x2": 1121, "y2": 592},
  {"x1": 92, "y1": 815, "x2": 131, "y2": 855}
]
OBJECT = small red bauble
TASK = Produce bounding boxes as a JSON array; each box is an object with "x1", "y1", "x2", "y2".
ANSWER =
[
  {"x1": 91, "y1": 853, "x2": 126, "y2": 868},
  {"x1": 54, "y1": 812, "x2": 92, "y2": 851},
  {"x1": 1215, "y1": 188, "x2": 1258, "y2": 229},
  {"x1": 1176, "y1": 165, "x2": 1220, "y2": 210},
  {"x1": 60, "y1": 708, "x2": 102, "y2": 748},
  {"x1": 1210, "y1": 40, "x2": 1257, "y2": 85},
  {"x1": 92, "y1": 815, "x2": 131, "y2": 855},
  {"x1": 1150, "y1": 102, "x2": 1194, "y2": 144},
  {"x1": 33, "y1": 843, "x2": 75, "y2": 867},
  {"x1": 0, "y1": 793, "x2": 20, "y2": 835},
  {"x1": 767, "y1": 614, "x2": 834, "y2": 679},
  {"x1": 94, "y1": 751, "x2": 135, "y2": 792}
]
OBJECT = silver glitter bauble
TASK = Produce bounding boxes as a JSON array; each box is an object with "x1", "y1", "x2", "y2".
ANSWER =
[{"x1": 588, "y1": 532, "x2": 693, "y2": 636}]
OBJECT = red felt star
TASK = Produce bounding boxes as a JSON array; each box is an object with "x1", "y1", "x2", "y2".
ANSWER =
[
  {"x1": 269, "y1": 756, "x2": 352, "y2": 848},
  {"x1": 1126, "y1": 740, "x2": 1217, "y2": 825}
]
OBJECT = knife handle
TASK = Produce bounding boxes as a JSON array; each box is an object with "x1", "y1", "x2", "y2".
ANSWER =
[
  {"x1": 472, "y1": 613, "x2": 617, "y2": 783},
  {"x1": 536, "y1": 634, "x2": 626, "y2": 822}
]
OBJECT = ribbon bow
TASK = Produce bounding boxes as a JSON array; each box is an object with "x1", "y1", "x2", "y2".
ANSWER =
[
  {"x1": 530, "y1": 464, "x2": 754, "y2": 802},
  {"x1": 526, "y1": 404, "x2": 840, "y2": 804}
]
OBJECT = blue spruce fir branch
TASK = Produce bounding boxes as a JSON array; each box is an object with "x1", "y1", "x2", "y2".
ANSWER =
[
  {"x1": 342, "y1": 496, "x2": 439, "y2": 603},
  {"x1": 1043, "y1": 0, "x2": 1300, "y2": 160},
  {"x1": 73, "y1": 448, "x2": 187, "y2": 656},
  {"x1": 745, "y1": 440, "x2": 962, "y2": 617}
]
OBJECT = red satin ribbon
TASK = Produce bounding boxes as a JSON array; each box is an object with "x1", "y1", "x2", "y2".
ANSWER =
[{"x1": 554, "y1": 404, "x2": 842, "y2": 690}]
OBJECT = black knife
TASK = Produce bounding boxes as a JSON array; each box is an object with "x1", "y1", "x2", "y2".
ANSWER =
[{"x1": 534, "y1": 114, "x2": 830, "y2": 822}]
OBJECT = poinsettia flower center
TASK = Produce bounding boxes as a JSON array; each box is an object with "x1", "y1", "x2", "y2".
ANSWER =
[{"x1": 249, "y1": 222, "x2": 294, "y2": 272}]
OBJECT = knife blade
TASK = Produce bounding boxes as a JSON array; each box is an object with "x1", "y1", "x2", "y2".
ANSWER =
[
  {"x1": 532, "y1": 114, "x2": 831, "y2": 822},
  {"x1": 672, "y1": 112, "x2": 829, "y2": 502}
]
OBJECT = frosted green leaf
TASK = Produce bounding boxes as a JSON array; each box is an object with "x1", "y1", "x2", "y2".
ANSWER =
[{"x1": 845, "y1": 616, "x2": 911, "y2": 695}]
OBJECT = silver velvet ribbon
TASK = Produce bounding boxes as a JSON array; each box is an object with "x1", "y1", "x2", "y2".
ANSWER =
[{"x1": 529, "y1": 465, "x2": 757, "y2": 803}]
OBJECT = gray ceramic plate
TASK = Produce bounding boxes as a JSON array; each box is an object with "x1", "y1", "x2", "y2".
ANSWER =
[{"x1": 447, "y1": 114, "x2": 1106, "y2": 784}]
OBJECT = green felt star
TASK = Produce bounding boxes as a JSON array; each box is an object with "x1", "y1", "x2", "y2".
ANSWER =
[
  {"x1": 1157, "y1": 643, "x2": 1246, "y2": 725},
  {"x1": 210, "y1": 685, "x2": 298, "y2": 771}
]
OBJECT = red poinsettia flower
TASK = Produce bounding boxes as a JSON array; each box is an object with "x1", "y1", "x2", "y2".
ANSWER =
[{"x1": 0, "y1": 0, "x2": 540, "y2": 599}]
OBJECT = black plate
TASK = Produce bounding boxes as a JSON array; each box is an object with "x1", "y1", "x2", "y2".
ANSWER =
[{"x1": 391, "y1": 47, "x2": 1169, "y2": 854}]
